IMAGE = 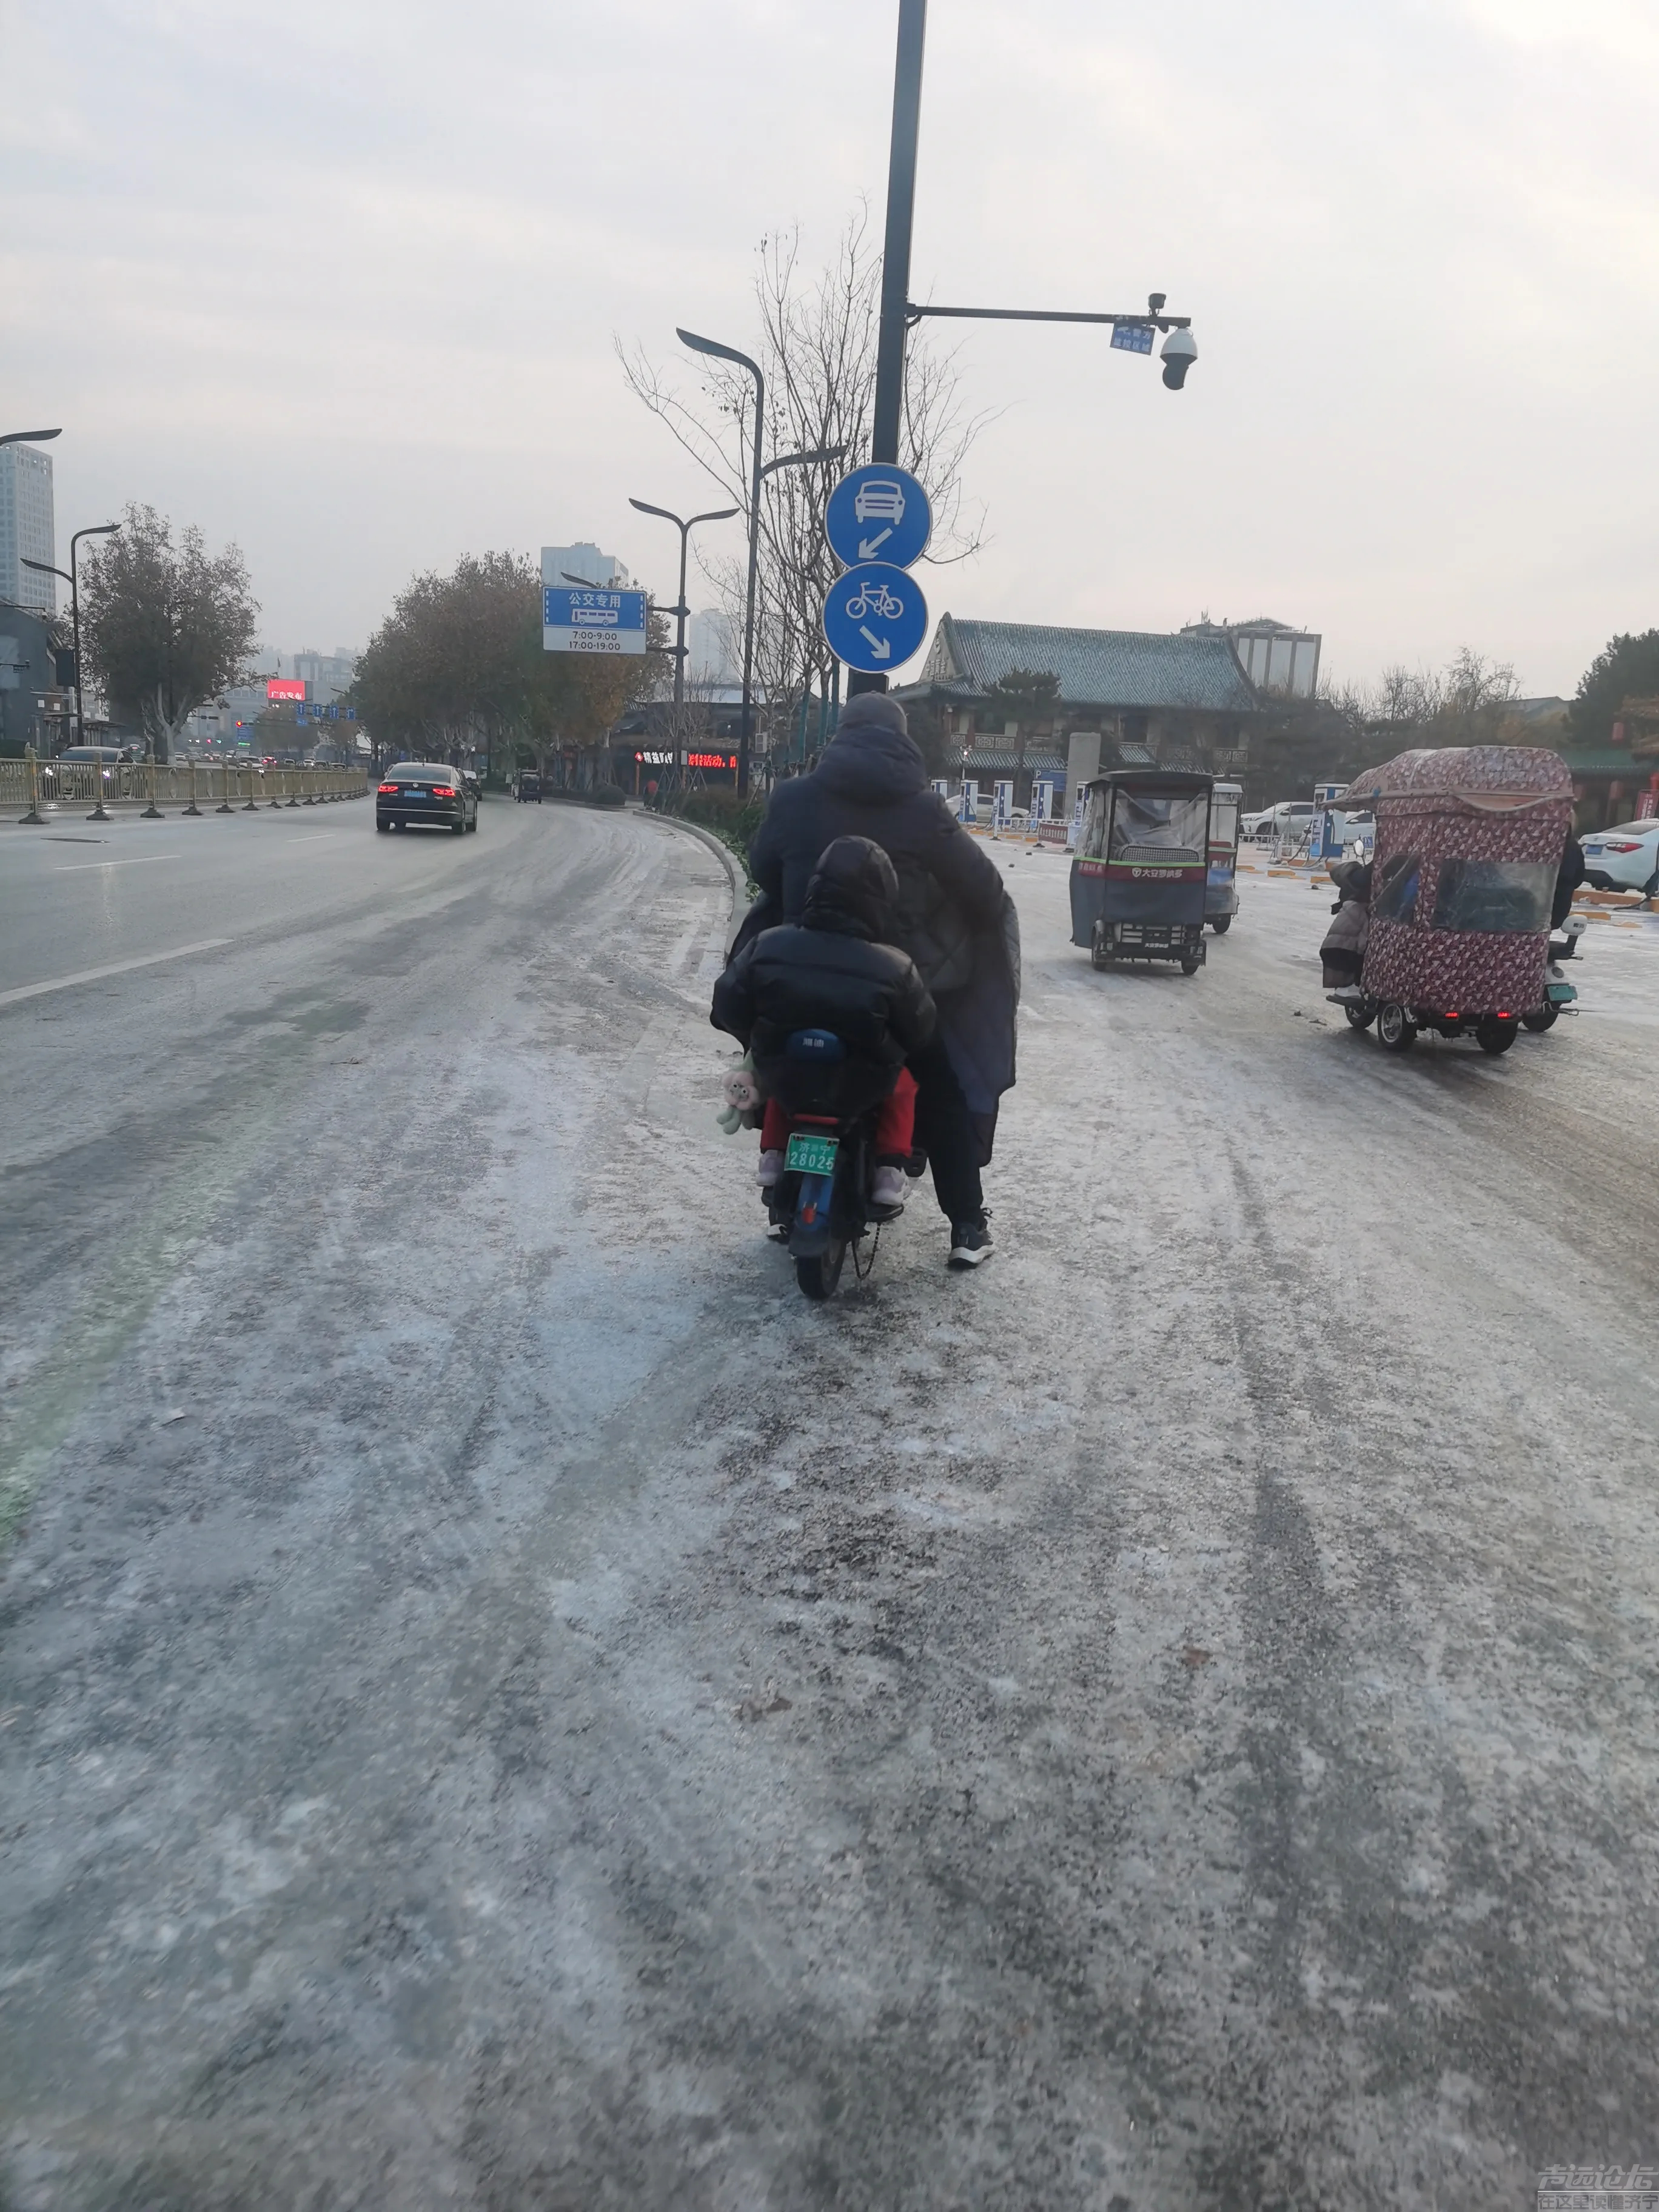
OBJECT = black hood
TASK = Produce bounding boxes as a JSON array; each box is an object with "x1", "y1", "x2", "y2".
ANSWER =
[
  {"x1": 803, "y1": 836, "x2": 901, "y2": 940},
  {"x1": 815, "y1": 694, "x2": 928, "y2": 805}
]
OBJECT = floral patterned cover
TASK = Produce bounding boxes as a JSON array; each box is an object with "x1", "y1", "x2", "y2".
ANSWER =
[
  {"x1": 1341, "y1": 746, "x2": 1572, "y2": 808},
  {"x1": 1346, "y1": 748, "x2": 1573, "y2": 1015}
]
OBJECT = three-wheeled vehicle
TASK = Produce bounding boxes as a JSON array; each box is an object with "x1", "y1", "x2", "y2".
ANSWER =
[
  {"x1": 516, "y1": 768, "x2": 542, "y2": 803},
  {"x1": 1329, "y1": 745, "x2": 1576, "y2": 1054},
  {"x1": 1070, "y1": 769, "x2": 1213, "y2": 975},
  {"x1": 1206, "y1": 778, "x2": 1242, "y2": 934}
]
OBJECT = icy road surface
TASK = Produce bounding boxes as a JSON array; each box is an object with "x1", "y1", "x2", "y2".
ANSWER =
[{"x1": 2, "y1": 804, "x2": 1657, "y2": 2210}]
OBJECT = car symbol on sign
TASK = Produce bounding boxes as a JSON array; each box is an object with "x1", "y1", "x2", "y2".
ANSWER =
[{"x1": 853, "y1": 479, "x2": 907, "y2": 526}]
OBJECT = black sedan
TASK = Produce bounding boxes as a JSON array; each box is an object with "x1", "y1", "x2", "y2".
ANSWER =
[{"x1": 376, "y1": 762, "x2": 479, "y2": 835}]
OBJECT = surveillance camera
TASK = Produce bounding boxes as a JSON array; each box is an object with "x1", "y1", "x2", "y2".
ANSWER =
[
  {"x1": 1147, "y1": 292, "x2": 1167, "y2": 316},
  {"x1": 1160, "y1": 327, "x2": 1197, "y2": 390}
]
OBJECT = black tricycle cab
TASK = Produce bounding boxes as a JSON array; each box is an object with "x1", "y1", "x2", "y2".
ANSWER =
[{"x1": 1070, "y1": 769, "x2": 1215, "y2": 975}]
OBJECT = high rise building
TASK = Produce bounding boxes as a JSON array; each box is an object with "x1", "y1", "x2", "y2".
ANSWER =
[
  {"x1": 541, "y1": 542, "x2": 631, "y2": 591},
  {"x1": 0, "y1": 443, "x2": 56, "y2": 612}
]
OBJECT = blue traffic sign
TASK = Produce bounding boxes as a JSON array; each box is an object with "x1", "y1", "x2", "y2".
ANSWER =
[
  {"x1": 824, "y1": 464, "x2": 932, "y2": 571},
  {"x1": 821, "y1": 561, "x2": 930, "y2": 674}
]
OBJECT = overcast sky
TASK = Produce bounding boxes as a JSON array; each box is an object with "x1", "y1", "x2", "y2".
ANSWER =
[{"x1": 5, "y1": 0, "x2": 1656, "y2": 695}]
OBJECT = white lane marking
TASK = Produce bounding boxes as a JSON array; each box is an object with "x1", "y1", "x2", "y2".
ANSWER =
[
  {"x1": 53, "y1": 853, "x2": 181, "y2": 871},
  {"x1": 283, "y1": 834, "x2": 343, "y2": 845},
  {"x1": 0, "y1": 938, "x2": 235, "y2": 1010}
]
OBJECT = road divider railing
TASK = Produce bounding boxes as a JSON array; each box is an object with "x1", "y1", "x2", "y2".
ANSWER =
[{"x1": 4, "y1": 753, "x2": 369, "y2": 822}]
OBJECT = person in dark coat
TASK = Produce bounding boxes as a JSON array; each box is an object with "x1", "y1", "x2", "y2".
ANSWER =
[
  {"x1": 711, "y1": 837, "x2": 936, "y2": 1212},
  {"x1": 1552, "y1": 832, "x2": 1587, "y2": 932},
  {"x1": 743, "y1": 689, "x2": 1016, "y2": 1269}
]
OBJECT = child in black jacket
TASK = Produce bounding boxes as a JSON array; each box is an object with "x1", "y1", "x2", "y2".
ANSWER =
[{"x1": 711, "y1": 836, "x2": 936, "y2": 1209}]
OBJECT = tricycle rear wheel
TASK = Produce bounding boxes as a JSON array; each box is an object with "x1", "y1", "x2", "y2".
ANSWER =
[
  {"x1": 1376, "y1": 1002, "x2": 1416, "y2": 1051},
  {"x1": 1476, "y1": 1016, "x2": 1518, "y2": 1055}
]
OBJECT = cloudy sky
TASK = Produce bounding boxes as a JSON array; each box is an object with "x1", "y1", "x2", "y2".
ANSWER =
[{"x1": 5, "y1": 0, "x2": 1657, "y2": 694}]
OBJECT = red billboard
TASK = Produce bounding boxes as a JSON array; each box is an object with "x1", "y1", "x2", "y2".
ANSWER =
[{"x1": 267, "y1": 678, "x2": 306, "y2": 702}]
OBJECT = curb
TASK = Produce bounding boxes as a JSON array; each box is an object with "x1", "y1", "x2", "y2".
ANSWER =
[{"x1": 654, "y1": 813, "x2": 748, "y2": 945}]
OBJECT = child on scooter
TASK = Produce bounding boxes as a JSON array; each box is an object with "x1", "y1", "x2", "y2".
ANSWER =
[{"x1": 711, "y1": 836, "x2": 936, "y2": 1212}]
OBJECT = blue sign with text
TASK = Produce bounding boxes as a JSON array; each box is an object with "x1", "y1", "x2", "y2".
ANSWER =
[
  {"x1": 542, "y1": 586, "x2": 649, "y2": 656},
  {"x1": 820, "y1": 561, "x2": 930, "y2": 674},
  {"x1": 824, "y1": 464, "x2": 932, "y2": 571}
]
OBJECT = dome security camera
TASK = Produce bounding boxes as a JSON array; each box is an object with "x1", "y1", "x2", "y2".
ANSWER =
[{"x1": 1161, "y1": 327, "x2": 1198, "y2": 390}]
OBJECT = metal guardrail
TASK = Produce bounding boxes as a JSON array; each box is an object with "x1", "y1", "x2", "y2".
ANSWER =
[{"x1": 1, "y1": 757, "x2": 368, "y2": 820}]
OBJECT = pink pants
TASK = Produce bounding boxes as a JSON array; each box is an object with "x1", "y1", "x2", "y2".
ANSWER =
[{"x1": 762, "y1": 1068, "x2": 917, "y2": 1164}]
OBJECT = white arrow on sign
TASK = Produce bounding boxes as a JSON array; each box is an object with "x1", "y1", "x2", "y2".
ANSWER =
[
  {"x1": 857, "y1": 526, "x2": 894, "y2": 559},
  {"x1": 859, "y1": 626, "x2": 892, "y2": 662}
]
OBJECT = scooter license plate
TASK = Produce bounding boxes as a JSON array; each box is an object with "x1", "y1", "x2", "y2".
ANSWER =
[
  {"x1": 1546, "y1": 982, "x2": 1576, "y2": 1003},
  {"x1": 785, "y1": 1133, "x2": 838, "y2": 1176}
]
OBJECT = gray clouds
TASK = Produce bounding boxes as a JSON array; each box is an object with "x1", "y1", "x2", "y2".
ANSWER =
[{"x1": 5, "y1": 0, "x2": 1654, "y2": 689}]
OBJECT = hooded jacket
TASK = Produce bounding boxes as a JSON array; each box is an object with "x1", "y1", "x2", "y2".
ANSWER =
[
  {"x1": 740, "y1": 692, "x2": 1021, "y2": 1158},
  {"x1": 711, "y1": 837, "x2": 937, "y2": 1117},
  {"x1": 749, "y1": 694, "x2": 1008, "y2": 994}
]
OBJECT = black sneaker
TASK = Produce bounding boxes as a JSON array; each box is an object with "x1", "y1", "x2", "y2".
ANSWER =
[{"x1": 948, "y1": 1215, "x2": 994, "y2": 1269}]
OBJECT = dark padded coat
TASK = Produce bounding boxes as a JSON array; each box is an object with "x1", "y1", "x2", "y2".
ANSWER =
[
  {"x1": 712, "y1": 838, "x2": 937, "y2": 1119},
  {"x1": 743, "y1": 694, "x2": 1020, "y2": 1155},
  {"x1": 748, "y1": 697, "x2": 1008, "y2": 994}
]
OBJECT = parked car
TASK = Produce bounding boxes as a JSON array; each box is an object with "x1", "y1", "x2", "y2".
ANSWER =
[
  {"x1": 516, "y1": 769, "x2": 542, "y2": 802},
  {"x1": 1581, "y1": 817, "x2": 1659, "y2": 897},
  {"x1": 1245, "y1": 800, "x2": 1317, "y2": 845},
  {"x1": 375, "y1": 762, "x2": 479, "y2": 835}
]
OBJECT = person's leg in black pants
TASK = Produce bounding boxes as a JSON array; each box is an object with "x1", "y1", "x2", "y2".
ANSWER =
[{"x1": 908, "y1": 1034, "x2": 984, "y2": 1226}]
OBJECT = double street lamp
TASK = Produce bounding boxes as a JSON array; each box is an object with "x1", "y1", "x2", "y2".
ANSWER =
[
  {"x1": 675, "y1": 325, "x2": 844, "y2": 797},
  {"x1": 626, "y1": 497, "x2": 739, "y2": 723}
]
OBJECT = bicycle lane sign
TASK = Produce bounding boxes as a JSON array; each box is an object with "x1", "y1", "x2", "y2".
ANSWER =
[{"x1": 820, "y1": 560, "x2": 930, "y2": 674}]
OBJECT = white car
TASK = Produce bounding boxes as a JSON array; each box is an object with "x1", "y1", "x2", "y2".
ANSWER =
[
  {"x1": 1247, "y1": 800, "x2": 1316, "y2": 844},
  {"x1": 853, "y1": 478, "x2": 906, "y2": 526},
  {"x1": 1581, "y1": 818, "x2": 1659, "y2": 897}
]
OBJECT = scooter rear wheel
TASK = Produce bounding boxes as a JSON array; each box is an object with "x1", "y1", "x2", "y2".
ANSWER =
[
  {"x1": 1344, "y1": 1002, "x2": 1376, "y2": 1030},
  {"x1": 796, "y1": 1241, "x2": 848, "y2": 1301},
  {"x1": 1521, "y1": 1006, "x2": 1558, "y2": 1033}
]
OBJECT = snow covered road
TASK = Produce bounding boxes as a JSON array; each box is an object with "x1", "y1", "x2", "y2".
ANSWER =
[{"x1": 2, "y1": 805, "x2": 1657, "y2": 2208}]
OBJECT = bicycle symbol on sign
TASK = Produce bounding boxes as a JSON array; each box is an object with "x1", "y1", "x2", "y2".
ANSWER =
[{"x1": 844, "y1": 579, "x2": 904, "y2": 622}]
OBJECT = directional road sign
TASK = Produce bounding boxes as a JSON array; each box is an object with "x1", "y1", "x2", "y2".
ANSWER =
[
  {"x1": 543, "y1": 585, "x2": 649, "y2": 655},
  {"x1": 820, "y1": 561, "x2": 929, "y2": 674},
  {"x1": 824, "y1": 464, "x2": 932, "y2": 571}
]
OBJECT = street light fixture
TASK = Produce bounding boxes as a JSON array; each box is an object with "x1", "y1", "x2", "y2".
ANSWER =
[
  {"x1": 675, "y1": 324, "x2": 844, "y2": 795},
  {"x1": 626, "y1": 499, "x2": 739, "y2": 731},
  {"x1": 0, "y1": 429, "x2": 62, "y2": 449},
  {"x1": 22, "y1": 523, "x2": 122, "y2": 814}
]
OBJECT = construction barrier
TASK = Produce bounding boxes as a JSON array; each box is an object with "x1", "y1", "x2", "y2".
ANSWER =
[{"x1": 3, "y1": 756, "x2": 368, "y2": 821}]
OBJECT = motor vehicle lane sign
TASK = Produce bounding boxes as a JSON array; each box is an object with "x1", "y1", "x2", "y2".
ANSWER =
[
  {"x1": 820, "y1": 561, "x2": 930, "y2": 674},
  {"x1": 824, "y1": 464, "x2": 932, "y2": 570}
]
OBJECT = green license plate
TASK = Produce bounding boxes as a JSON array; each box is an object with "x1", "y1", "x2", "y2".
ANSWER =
[{"x1": 785, "y1": 1132, "x2": 839, "y2": 1176}]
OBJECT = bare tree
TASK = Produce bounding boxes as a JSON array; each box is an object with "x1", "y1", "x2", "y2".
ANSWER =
[{"x1": 617, "y1": 210, "x2": 992, "y2": 719}]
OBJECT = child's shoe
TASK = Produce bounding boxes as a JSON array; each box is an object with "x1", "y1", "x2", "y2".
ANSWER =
[
  {"x1": 757, "y1": 1150, "x2": 785, "y2": 1188},
  {"x1": 871, "y1": 1164, "x2": 907, "y2": 1211}
]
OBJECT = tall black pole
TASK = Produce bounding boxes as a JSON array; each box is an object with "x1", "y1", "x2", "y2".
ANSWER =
[
  {"x1": 740, "y1": 374, "x2": 763, "y2": 797},
  {"x1": 70, "y1": 535, "x2": 85, "y2": 747},
  {"x1": 672, "y1": 521, "x2": 689, "y2": 714},
  {"x1": 870, "y1": 0, "x2": 927, "y2": 470}
]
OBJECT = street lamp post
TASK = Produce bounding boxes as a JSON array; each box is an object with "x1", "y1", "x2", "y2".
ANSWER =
[
  {"x1": 22, "y1": 521, "x2": 122, "y2": 754},
  {"x1": 674, "y1": 326, "x2": 843, "y2": 797},
  {"x1": 626, "y1": 498, "x2": 739, "y2": 719}
]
